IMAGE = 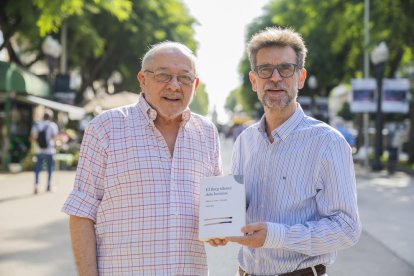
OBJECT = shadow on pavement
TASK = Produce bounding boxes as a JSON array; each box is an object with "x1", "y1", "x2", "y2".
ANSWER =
[
  {"x1": 0, "y1": 218, "x2": 76, "y2": 276},
  {"x1": 0, "y1": 194, "x2": 36, "y2": 204}
]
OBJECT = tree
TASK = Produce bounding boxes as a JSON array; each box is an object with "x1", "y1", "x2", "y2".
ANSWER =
[
  {"x1": 224, "y1": 88, "x2": 239, "y2": 113},
  {"x1": 190, "y1": 82, "x2": 209, "y2": 115},
  {"x1": 0, "y1": 0, "x2": 131, "y2": 67},
  {"x1": 71, "y1": 0, "x2": 198, "y2": 101},
  {"x1": 0, "y1": 0, "x2": 199, "y2": 104},
  {"x1": 228, "y1": 0, "x2": 414, "y2": 162},
  {"x1": 231, "y1": 0, "x2": 414, "y2": 115}
]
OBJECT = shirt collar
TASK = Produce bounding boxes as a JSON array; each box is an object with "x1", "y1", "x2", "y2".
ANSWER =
[
  {"x1": 257, "y1": 103, "x2": 305, "y2": 141},
  {"x1": 137, "y1": 93, "x2": 192, "y2": 126}
]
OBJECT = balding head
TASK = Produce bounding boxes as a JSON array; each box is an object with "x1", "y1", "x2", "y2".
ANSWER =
[{"x1": 141, "y1": 41, "x2": 198, "y2": 75}]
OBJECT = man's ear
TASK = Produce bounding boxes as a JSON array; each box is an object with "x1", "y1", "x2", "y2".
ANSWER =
[
  {"x1": 194, "y1": 78, "x2": 200, "y2": 96},
  {"x1": 298, "y1": 68, "x2": 307, "y2": 89},
  {"x1": 249, "y1": 71, "x2": 257, "y2": 92},
  {"x1": 137, "y1": 71, "x2": 146, "y2": 89}
]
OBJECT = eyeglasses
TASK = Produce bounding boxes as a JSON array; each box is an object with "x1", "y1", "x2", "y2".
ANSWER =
[
  {"x1": 254, "y1": 63, "x2": 299, "y2": 79},
  {"x1": 144, "y1": 70, "x2": 196, "y2": 86}
]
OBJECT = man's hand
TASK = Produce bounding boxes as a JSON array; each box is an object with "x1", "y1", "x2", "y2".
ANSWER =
[
  {"x1": 207, "y1": 238, "x2": 228, "y2": 247},
  {"x1": 226, "y1": 222, "x2": 267, "y2": 248}
]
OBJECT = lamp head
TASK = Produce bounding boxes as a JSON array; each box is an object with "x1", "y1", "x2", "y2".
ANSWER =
[
  {"x1": 307, "y1": 75, "x2": 318, "y2": 89},
  {"x1": 42, "y1": 36, "x2": 62, "y2": 58},
  {"x1": 371, "y1": 42, "x2": 389, "y2": 65}
]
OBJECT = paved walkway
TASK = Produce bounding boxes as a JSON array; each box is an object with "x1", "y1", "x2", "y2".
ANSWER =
[
  {"x1": 0, "y1": 171, "x2": 76, "y2": 275},
  {"x1": 0, "y1": 139, "x2": 413, "y2": 275},
  {"x1": 328, "y1": 167, "x2": 414, "y2": 276}
]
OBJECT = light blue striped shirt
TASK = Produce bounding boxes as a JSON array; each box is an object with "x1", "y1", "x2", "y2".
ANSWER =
[{"x1": 231, "y1": 104, "x2": 361, "y2": 275}]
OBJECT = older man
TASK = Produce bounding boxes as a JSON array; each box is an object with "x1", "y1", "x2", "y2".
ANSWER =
[{"x1": 63, "y1": 41, "x2": 222, "y2": 275}]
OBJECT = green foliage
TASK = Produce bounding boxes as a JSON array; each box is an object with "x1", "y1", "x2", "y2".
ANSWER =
[
  {"x1": 0, "y1": 0, "x2": 199, "y2": 105},
  {"x1": 33, "y1": 0, "x2": 132, "y2": 36},
  {"x1": 84, "y1": 0, "x2": 197, "y2": 94},
  {"x1": 230, "y1": 0, "x2": 414, "y2": 116},
  {"x1": 190, "y1": 82, "x2": 209, "y2": 115},
  {"x1": 224, "y1": 88, "x2": 239, "y2": 113}
]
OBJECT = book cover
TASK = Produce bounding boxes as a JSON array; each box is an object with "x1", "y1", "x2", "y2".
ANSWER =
[{"x1": 198, "y1": 175, "x2": 245, "y2": 241}]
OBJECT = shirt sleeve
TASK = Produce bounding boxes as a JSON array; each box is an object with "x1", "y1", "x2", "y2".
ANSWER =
[
  {"x1": 263, "y1": 137, "x2": 362, "y2": 256},
  {"x1": 52, "y1": 122, "x2": 59, "y2": 137},
  {"x1": 61, "y1": 121, "x2": 108, "y2": 222}
]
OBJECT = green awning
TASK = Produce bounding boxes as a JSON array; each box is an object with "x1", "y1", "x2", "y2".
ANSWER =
[{"x1": 0, "y1": 61, "x2": 50, "y2": 97}]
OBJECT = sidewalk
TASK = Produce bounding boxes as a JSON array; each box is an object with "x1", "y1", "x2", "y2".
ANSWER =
[
  {"x1": 328, "y1": 166, "x2": 414, "y2": 275},
  {"x1": 0, "y1": 171, "x2": 76, "y2": 276},
  {"x1": 0, "y1": 163, "x2": 414, "y2": 275}
]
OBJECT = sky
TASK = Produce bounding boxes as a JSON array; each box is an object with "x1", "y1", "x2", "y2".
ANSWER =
[{"x1": 181, "y1": 0, "x2": 269, "y2": 123}]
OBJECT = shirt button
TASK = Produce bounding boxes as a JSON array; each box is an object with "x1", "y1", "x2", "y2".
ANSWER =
[{"x1": 263, "y1": 176, "x2": 268, "y2": 181}]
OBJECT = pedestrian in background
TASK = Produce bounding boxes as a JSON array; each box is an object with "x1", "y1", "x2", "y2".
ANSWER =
[
  {"x1": 62, "y1": 41, "x2": 222, "y2": 275},
  {"x1": 30, "y1": 109, "x2": 59, "y2": 194},
  {"x1": 332, "y1": 116, "x2": 356, "y2": 153},
  {"x1": 232, "y1": 123, "x2": 245, "y2": 141},
  {"x1": 211, "y1": 27, "x2": 361, "y2": 276}
]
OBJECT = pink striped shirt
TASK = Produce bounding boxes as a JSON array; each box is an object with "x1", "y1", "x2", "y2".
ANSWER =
[{"x1": 62, "y1": 95, "x2": 222, "y2": 275}]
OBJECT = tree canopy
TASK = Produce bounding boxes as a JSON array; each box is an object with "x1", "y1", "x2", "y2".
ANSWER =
[
  {"x1": 190, "y1": 82, "x2": 209, "y2": 116},
  {"x1": 0, "y1": 0, "x2": 208, "y2": 112},
  {"x1": 227, "y1": 0, "x2": 414, "y2": 115}
]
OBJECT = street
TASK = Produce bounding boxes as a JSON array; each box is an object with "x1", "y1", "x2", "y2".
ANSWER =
[{"x1": 1, "y1": 137, "x2": 414, "y2": 275}]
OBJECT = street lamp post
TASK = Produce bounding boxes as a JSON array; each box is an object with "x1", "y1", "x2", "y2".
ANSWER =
[
  {"x1": 42, "y1": 35, "x2": 62, "y2": 85},
  {"x1": 371, "y1": 42, "x2": 389, "y2": 171}
]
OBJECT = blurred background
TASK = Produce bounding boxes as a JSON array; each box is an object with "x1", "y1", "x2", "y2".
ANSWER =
[
  {"x1": 0, "y1": 0, "x2": 413, "y2": 173},
  {"x1": 1, "y1": 0, "x2": 414, "y2": 275},
  {"x1": 0, "y1": 0, "x2": 414, "y2": 171}
]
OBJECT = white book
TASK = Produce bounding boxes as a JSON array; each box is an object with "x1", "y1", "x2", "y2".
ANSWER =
[{"x1": 198, "y1": 175, "x2": 246, "y2": 241}]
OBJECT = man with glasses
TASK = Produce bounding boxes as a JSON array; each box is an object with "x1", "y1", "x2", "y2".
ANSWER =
[
  {"x1": 210, "y1": 27, "x2": 361, "y2": 276},
  {"x1": 63, "y1": 41, "x2": 222, "y2": 275}
]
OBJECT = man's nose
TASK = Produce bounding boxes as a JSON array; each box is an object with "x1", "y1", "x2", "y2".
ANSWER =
[
  {"x1": 167, "y1": 75, "x2": 181, "y2": 89},
  {"x1": 270, "y1": 68, "x2": 283, "y2": 81}
]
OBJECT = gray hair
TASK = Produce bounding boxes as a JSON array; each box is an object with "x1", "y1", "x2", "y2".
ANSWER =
[
  {"x1": 141, "y1": 41, "x2": 198, "y2": 75},
  {"x1": 247, "y1": 26, "x2": 307, "y2": 70}
]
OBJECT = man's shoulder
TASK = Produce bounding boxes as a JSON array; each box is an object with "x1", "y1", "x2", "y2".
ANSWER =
[
  {"x1": 239, "y1": 122, "x2": 260, "y2": 136},
  {"x1": 302, "y1": 117, "x2": 347, "y2": 142},
  {"x1": 48, "y1": 121, "x2": 59, "y2": 134},
  {"x1": 34, "y1": 120, "x2": 50, "y2": 131},
  {"x1": 91, "y1": 104, "x2": 138, "y2": 124}
]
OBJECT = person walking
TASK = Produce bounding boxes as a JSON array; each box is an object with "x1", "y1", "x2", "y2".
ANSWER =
[
  {"x1": 332, "y1": 116, "x2": 356, "y2": 151},
  {"x1": 30, "y1": 109, "x2": 59, "y2": 194},
  {"x1": 210, "y1": 27, "x2": 361, "y2": 276},
  {"x1": 62, "y1": 41, "x2": 222, "y2": 275}
]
